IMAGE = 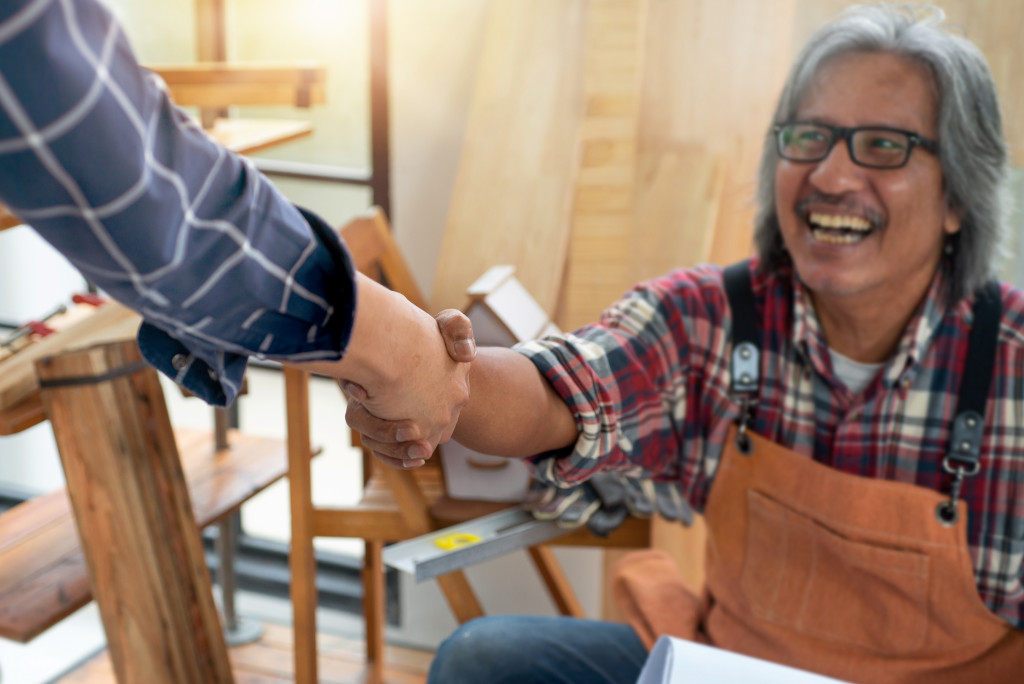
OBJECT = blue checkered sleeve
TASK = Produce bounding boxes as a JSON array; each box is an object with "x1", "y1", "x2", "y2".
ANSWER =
[{"x1": 0, "y1": 0, "x2": 355, "y2": 405}]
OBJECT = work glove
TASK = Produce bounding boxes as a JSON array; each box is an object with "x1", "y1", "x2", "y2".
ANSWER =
[{"x1": 522, "y1": 471, "x2": 694, "y2": 538}]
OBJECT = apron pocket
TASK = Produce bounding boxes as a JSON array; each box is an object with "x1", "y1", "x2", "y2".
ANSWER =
[{"x1": 740, "y1": 489, "x2": 930, "y2": 655}]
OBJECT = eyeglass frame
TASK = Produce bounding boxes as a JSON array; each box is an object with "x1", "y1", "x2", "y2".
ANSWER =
[{"x1": 772, "y1": 121, "x2": 940, "y2": 169}]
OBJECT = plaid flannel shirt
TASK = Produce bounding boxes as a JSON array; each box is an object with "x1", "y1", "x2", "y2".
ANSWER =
[
  {"x1": 0, "y1": 0, "x2": 355, "y2": 405},
  {"x1": 519, "y1": 260, "x2": 1024, "y2": 628}
]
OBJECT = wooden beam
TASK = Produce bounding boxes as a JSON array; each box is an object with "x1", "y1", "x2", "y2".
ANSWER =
[
  {"x1": 0, "y1": 302, "x2": 140, "y2": 412},
  {"x1": 284, "y1": 367, "x2": 318, "y2": 684},
  {"x1": 430, "y1": 0, "x2": 588, "y2": 315},
  {"x1": 151, "y1": 62, "x2": 327, "y2": 109},
  {"x1": 36, "y1": 341, "x2": 233, "y2": 683},
  {"x1": 194, "y1": 0, "x2": 228, "y2": 129}
]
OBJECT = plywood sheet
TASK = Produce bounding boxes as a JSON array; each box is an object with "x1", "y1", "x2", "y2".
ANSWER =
[
  {"x1": 557, "y1": 0, "x2": 647, "y2": 330},
  {"x1": 430, "y1": 0, "x2": 588, "y2": 315},
  {"x1": 640, "y1": 0, "x2": 798, "y2": 265}
]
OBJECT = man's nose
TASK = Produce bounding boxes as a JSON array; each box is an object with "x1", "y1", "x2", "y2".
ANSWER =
[{"x1": 808, "y1": 138, "x2": 866, "y2": 194}]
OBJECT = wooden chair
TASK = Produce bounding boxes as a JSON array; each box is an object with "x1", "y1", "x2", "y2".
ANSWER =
[
  {"x1": 286, "y1": 208, "x2": 651, "y2": 683},
  {"x1": 285, "y1": 208, "x2": 483, "y2": 684}
]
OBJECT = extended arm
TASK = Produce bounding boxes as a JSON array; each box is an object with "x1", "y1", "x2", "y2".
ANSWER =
[
  {"x1": 348, "y1": 346, "x2": 578, "y2": 469},
  {"x1": 349, "y1": 271, "x2": 714, "y2": 483},
  {"x1": 0, "y1": 0, "x2": 470, "y2": 447}
]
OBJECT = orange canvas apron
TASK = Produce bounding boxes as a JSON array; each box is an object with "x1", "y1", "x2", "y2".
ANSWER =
[{"x1": 614, "y1": 424, "x2": 1024, "y2": 683}]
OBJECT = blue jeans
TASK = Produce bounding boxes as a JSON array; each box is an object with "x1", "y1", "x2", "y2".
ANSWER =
[{"x1": 427, "y1": 615, "x2": 648, "y2": 683}]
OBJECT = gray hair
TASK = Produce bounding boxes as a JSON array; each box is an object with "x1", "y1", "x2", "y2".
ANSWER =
[{"x1": 754, "y1": 3, "x2": 1011, "y2": 304}]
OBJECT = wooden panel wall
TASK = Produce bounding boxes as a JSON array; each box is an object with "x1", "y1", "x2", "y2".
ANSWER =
[{"x1": 430, "y1": 0, "x2": 588, "y2": 315}]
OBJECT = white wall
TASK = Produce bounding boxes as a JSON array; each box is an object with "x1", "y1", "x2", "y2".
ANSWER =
[{"x1": 0, "y1": 228, "x2": 86, "y2": 493}]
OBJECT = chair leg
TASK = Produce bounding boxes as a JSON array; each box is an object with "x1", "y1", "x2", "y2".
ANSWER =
[
  {"x1": 436, "y1": 571, "x2": 484, "y2": 623},
  {"x1": 364, "y1": 540, "x2": 386, "y2": 683},
  {"x1": 528, "y1": 546, "x2": 585, "y2": 617},
  {"x1": 285, "y1": 368, "x2": 318, "y2": 684}
]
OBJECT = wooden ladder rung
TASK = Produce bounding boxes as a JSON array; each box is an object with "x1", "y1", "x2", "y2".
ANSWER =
[
  {"x1": 0, "y1": 427, "x2": 287, "y2": 643},
  {"x1": 311, "y1": 469, "x2": 446, "y2": 542}
]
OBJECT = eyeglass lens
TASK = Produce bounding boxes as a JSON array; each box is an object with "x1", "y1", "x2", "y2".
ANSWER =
[{"x1": 778, "y1": 123, "x2": 912, "y2": 168}]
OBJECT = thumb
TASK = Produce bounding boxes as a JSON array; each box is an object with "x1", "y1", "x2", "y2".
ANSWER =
[{"x1": 434, "y1": 309, "x2": 476, "y2": 363}]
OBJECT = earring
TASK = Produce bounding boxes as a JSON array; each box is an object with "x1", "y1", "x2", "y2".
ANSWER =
[{"x1": 944, "y1": 240, "x2": 954, "y2": 256}]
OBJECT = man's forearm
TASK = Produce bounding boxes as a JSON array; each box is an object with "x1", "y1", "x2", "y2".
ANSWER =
[{"x1": 451, "y1": 347, "x2": 578, "y2": 458}]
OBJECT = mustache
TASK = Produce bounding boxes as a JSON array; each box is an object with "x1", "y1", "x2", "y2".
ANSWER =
[{"x1": 795, "y1": 194, "x2": 885, "y2": 230}]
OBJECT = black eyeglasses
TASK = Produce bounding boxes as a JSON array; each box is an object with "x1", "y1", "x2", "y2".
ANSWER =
[{"x1": 773, "y1": 122, "x2": 939, "y2": 169}]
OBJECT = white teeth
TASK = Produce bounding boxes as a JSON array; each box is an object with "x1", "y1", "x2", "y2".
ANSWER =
[
  {"x1": 812, "y1": 228, "x2": 865, "y2": 244},
  {"x1": 808, "y1": 212, "x2": 871, "y2": 231}
]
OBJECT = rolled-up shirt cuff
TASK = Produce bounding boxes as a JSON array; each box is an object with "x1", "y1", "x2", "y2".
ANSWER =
[{"x1": 137, "y1": 321, "x2": 248, "y2": 407}]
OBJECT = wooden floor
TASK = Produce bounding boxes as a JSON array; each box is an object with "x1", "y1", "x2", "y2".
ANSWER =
[{"x1": 55, "y1": 622, "x2": 432, "y2": 684}]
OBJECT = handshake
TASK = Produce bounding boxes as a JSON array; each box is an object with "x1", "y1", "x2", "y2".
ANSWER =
[
  {"x1": 341, "y1": 305, "x2": 694, "y2": 538},
  {"x1": 524, "y1": 466, "x2": 694, "y2": 537}
]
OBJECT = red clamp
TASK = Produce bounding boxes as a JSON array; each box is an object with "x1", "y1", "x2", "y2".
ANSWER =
[
  {"x1": 24, "y1": 321, "x2": 55, "y2": 337},
  {"x1": 0, "y1": 303, "x2": 68, "y2": 348},
  {"x1": 72, "y1": 293, "x2": 106, "y2": 307}
]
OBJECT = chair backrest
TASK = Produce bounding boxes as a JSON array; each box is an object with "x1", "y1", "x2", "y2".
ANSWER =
[
  {"x1": 286, "y1": 207, "x2": 448, "y2": 684},
  {"x1": 341, "y1": 208, "x2": 426, "y2": 310}
]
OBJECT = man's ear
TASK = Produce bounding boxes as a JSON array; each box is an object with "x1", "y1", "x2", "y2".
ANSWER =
[{"x1": 943, "y1": 206, "x2": 963, "y2": 235}]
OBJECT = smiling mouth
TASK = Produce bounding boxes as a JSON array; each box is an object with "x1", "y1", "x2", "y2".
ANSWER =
[{"x1": 806, "y1": 212, "x2": 875, "y2": 245}]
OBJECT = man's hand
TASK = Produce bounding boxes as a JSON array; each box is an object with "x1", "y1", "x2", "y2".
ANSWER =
[{"x1": 341, "y1": 306, "x2": 476, "y2": 470}]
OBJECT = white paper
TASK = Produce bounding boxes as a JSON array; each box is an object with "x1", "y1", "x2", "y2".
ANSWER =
[{"x1": 636, "y1": 636, "x2": 853, "y2": 684}]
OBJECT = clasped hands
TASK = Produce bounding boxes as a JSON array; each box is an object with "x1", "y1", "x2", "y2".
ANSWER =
[
  {"x1": 340, "y1": 308, "x2": 477, "y2": 470},
  {"x1": 343, "y1": 309, "x2": 694, "y2": 535}
]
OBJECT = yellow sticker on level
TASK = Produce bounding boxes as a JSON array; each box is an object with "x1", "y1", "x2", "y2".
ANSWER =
[{"x1": 435, "y1": 532, "x2": 482, "y2": 551}]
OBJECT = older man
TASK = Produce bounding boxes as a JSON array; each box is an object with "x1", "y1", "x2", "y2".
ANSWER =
[{"x1": 350, "y1": 4, "x2": 1021, "y2": 683}]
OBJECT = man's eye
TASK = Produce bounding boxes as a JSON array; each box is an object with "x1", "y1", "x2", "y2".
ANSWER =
[
  {"x1": 866, "y1": 135, "x2": 906, "y2": 150},
  {"x1": 798, "y1": 130, "x2": 827, "y2": 143}
]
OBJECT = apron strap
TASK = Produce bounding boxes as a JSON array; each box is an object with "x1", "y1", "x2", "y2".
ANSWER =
[
  {"x1": 723, "y1": 260, "x2": 758, "y2": 450},
  {"x1": 723, "y1": 261, "x2": 759, "y2": 394},
  {"x1": 938, "y1": 280, "x2": 1002, "y2": 525}
]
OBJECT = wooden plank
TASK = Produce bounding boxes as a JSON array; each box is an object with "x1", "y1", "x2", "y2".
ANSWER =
[
  {"x1": 527, "y1": 546, "x2": 585, "y2": 618},
  {"x1": 364, "y1": 540, "x2": 386, "y2": 683},
  {"x1": 36, "y1": 341, "x2": 233, "y2": 682},
  {"x1": 0, "y1": 302, "x2": 140, "y2": 412},
  {"x1": 194, "y1": 0, "x2": 228, "y2": 129},
  {"x1": 434, "y1": 571, "x2": 484, "y2": 624},
  {"x1": 284, "y1": 367, "x2": 318, "y2": 684},
  {"x1": 640, "y1": 0, "x2": 796, "y2": 266},
  {"x1": 154, "y1": 62, "x2": 326, "y2": 86},
  {"x1": 630, "y1": 143, "x2": 727, "y2": 281},
  {"x1": 312, "y1": 507, "x2": 408, "y2": 541},
  {"x1": 0, "y1": 393, "x2": 45, "y2": 435},
  {"x1": 430, "y1": 0, "x2": 588, "y2": 315},
  {"x1": 207, "y1": 118, "x2": 314, "y2": 156},
  {"x1": 152, "y1": 63, "x2": 326, "y2": 109},
  {"x1": 0, "y1": 303, "x2": 103, "y2": 365},
  {"x1": 549, "y1": 516, "x2": 651, "y2": 548},
  {"x1": 557, "y1": 0, "x2": 646, "y2": 330},
  {"x1": 0, "y1": 424, "x2": 286, "y2": 643}
]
